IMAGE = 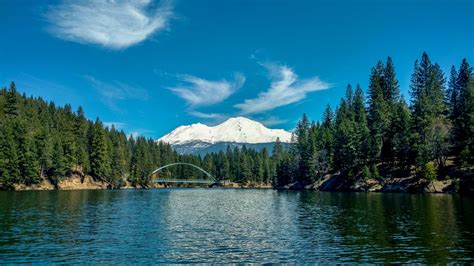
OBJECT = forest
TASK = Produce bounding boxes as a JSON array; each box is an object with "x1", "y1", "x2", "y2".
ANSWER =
[{"x1": 0, "y1": 52, "x2": 473, "y2": 190}]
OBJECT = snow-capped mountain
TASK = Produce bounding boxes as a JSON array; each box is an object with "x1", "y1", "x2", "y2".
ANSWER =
[{"x1": 158, "y1": 117, "x2": 292, "y2": 155}]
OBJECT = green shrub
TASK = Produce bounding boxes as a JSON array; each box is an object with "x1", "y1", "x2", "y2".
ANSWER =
[
  {"x1": 370, "y1": 165, "x2": 380, "y2": 180},
  {"x1": 362, "y1": 165, "x2": 371, "y2": 180},
  {"x1": 422, "y1": 162, "x2": 437, "y2": 180},
  {"x1": 460, "y1": 146, "x2": 471, "y2": 168}
]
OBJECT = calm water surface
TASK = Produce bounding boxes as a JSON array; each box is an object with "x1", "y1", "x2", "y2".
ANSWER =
[{"x1": 0, "y1": 189, "x2": 473, "y2": 263}]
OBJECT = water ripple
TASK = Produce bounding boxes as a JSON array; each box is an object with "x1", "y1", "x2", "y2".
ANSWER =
[{"x1": 0, "y1": 189, "x2": 473, "y2": 263}]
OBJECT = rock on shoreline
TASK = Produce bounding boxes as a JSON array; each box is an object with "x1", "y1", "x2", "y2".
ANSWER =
[{"x1": 280, "y1": 174, "x2": 469, "y2": 194}]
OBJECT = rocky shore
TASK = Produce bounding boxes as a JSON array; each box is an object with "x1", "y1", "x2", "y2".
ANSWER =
[
  {"x1": 10, "y1": 175, "x2": 165, "y2": 191},
  {"x1": 5, "y1": 173, "x2": 473, "y2": 195},
  {"x1": 281, "y1": 173, "x2": 474, "y2": 195},
  {"x1": 7, "y1": 175, "x2": 272, "y2": 191}
]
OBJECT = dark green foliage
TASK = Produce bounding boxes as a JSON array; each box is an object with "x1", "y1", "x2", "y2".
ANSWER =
[
  {"x1": 450, "y1": 59, "x2": 473, "y2": 164},
  {"x1": 392, "y1": 99, "x2": 412, "y2": 173},
  {"x1": 410, "y1": 53, "x2": 449, "y2": 176},
  {"x1": 272, "y1": 53, "x2": 472, "y2": 187},
  {"x1": 0, "y1": 86, "x2": 210, "y2": 189},
  {"x1": 16, "y1": 121, "x2": 40, "y2": 185},
  {"x1": 0, "y1": 120, "x2": 20, "y2": 189},
  {"x1": 421, "y1": 162, "x2": 437, "y2": 180},
  {"x1": 367, "y1": 61, "x2": 388, "y2": 162},
  {"x1": 129, "y1": 136, "x2": 153, "y2": 187},
  {"x1": 50, "y1": 139, "x2": 67, "y2": 186},
  {"x1": 367, "y1": 57, "x2": 402, "y2": 174},
  {"x1": 4, "y1": 82, "x2": 19, "y2": 117},
  {"x1": 90, "y1": 119, "x2": 111, "y2": 179},
  {"x1": 1, "y1": 53, "x2": 472, "y2": 190},
  {"x1": 294, "y1": 114, "x2": 312, "y2": 184}
]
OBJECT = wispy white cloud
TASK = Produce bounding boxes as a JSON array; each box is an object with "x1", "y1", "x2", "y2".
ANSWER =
[
  {"x1": 85, "y1": 75, "x2": 148, "y2": 111},
  {"x1": 188, "y1": 110, "x2": 226, "y2": 120},
  {"x1": 234, "y1": 63, "x2": 331, "y2": 114},
  {"x1": 258, "y1": 116, "x2": 287, "y2": 127},
  {"x1": 170, "y1": 74, "x2": 245, "y2": 107},
  {"x1": 45, "y1": 0, "x2": 173, "y2": 49},
  {"x1": 103, "y1": 121, "x2": 126, "y2": 130}
]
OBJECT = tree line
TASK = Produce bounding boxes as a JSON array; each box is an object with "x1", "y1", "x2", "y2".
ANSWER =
[
  {"x1": 0, "y1": 85, "x2": 274, "y2": 189},
  {"x1": 273, "y1": 53, "x2": 473, "y2": 187},
  {"x1": 0, "y1": 52, "x2": 473, "y2": 190}
]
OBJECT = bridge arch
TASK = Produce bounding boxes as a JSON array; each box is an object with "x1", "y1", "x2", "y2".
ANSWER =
[{"x1": 150, "y1": 163, "x2": 217, "y2": 183}]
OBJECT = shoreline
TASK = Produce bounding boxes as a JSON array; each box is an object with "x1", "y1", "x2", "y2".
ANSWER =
[
  {"x1": 5, "y1": 174, "x2": 274, "y2": 191},
  {"x1": 277, "y1": 174, "x2": 474, "y2": 195},
  {"x1": 4, "y1": 174, "x2": 473, "y2": 195}
]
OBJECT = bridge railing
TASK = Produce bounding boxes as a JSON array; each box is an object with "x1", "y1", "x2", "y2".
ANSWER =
[{"x1": 150, "y1": 162, "x2": 219, "y2": 184}]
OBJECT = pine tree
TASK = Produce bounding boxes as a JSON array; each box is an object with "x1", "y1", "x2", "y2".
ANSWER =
[
  {"x1": 238, "y1": 149, "x2": 252, "y2": 183},
  {"x1": 383, "y1": 57, "x2": 401, "y2": 168},
  {"x1": 410, "y1": 53, "x2": 448, "y2": 176},
  {"x1": 109, "y1": 128, "x2": 127, "y2": 187},
  {"x1": 75, "y1": 107, "x2": 90, "y2": 173},
  {"x1": 90, "y1": 119, "x2": 111, "y2": 180},
  {"x1": 58, "y1": 104, "x2": 77, "y2": 172},
  {"x1": 367, "y1": 61, "x2": 388, "y2": 163},
  {"x1": 353, "y1": 84, "x2": 370, "y2": 168},
  {"x1": 16, "y1": 121, "x2": 40, "y2": 184},
  {"x1": 295, "y1": 114, "x2": 312, "y2": 184},
  {"x1": 275, "y1": 152, "x2": 295, "y2": 188},
  {"x1": 334, "y1": 88, "x2": 357, "y2": 173},
  {"x1": 452, "y1": 59, "x2": 473, "y2": 164},
  {"x1": 466, "y1": 78, "x2": 474, "y2": 164},
  {"x1": 4, "y1": 82, "x2": 19, "y2": 117},
  {"x1": 0, "y1": 121, "x2": 20, "y2": 189},
  {"x1": 320, "y1": 104, "x2": 334, "y2": 169},
  {"x1": 51, "y1": 139, "x2": 67, "y2": 186},
  {"x1": 447, "y1": 66, "x2": 459, "y2": 119},
  {"x1": 36, "y1": 128, "x2": 53, "y2": 179},
  {"x1": 129, "y1": 137, "x2": 153, "y2": 187},
  {"x1": 261, "y1": 148, "x2": 271, "y2": 184},
  {"x1": 392, "y1": 99, "x2": 412, "y2": 173}
]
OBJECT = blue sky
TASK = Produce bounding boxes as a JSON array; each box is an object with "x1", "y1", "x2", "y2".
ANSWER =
[{"x1": 0, "y1": 0, "x2": 473, "y2": 138}]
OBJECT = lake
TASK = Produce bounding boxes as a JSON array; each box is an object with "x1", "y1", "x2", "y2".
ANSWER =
[{"x1": 0, "y1": 189, "x2": 473, "y2": 263}]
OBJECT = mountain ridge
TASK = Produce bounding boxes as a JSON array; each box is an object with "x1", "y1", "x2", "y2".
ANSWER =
[{"x1": 157, "y1": 117, "x2": 292, "y2": 154}]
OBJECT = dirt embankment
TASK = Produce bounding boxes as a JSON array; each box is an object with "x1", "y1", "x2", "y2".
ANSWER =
[
  {"x1": 11, "y1": 175, "x2": 168, "y2": 191},
  {"x1": 13, "y1": 175, "x2": 109, "y2": 191}
]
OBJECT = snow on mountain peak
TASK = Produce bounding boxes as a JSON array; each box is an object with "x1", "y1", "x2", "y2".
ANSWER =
[{"x1": 158, "y1": 117, "x2": 292, "y2": 145}]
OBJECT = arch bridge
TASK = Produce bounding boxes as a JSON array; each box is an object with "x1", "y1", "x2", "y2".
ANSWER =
[{"x1": 150, "y1": 162, "x2": 221, "y2": 185}]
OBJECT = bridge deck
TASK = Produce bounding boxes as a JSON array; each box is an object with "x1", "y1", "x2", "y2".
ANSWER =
[{"x1": 154, "y1": 179, "x2": 215, "y2": 184}]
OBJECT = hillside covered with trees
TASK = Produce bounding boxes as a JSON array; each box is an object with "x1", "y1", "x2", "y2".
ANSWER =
[
  {"x1": 0, "y1": 53, "x2": 473, "y2": 191},
  {"x1": 273, "y1": 53, "x2": 473, "y2": 190},
  {"x1": 0, "y1": 84, "x2": 274, "y2": 189}
]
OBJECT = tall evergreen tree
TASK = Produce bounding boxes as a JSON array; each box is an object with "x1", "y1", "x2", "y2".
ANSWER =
[
  {"x1": 353, "y1": 85, "x2": 370, "y2": 167},
  {"x1": 410, "y1": 52, "x2": 448, "y2": 177},
  {"x1": 51, "y1": 139, "x2": 67, "y2": 186},
  {"x1": 4, "y1": 82, "x2": 19, "y2": 117},
  {"x1": 367, "y1": 61, "x2": 388, "y2": 163},
  {"x1": 334, "y1": 89, "x2": 357, "y2": 173},
  {"x1": 90, "y1": 119, "x2": 111, "y2": 180},
  {"x1": 16, "y1": 121, "x2": 40, "y2": 184},
  {"x1": 452, "y1": 59, "x2": 473, "y2": 164},
  {"x1": 74, "y1": 107, "x2": 90, "y2": 173},
  {"x1": 392, "y1": 99, "x2": 412, "y2": 173},
  {"x1": 0, "y1": 121, "x2": 20, "y2": 189},
  {"x1": 295, "y1": 114, "x2": 312, "y2": 183}
]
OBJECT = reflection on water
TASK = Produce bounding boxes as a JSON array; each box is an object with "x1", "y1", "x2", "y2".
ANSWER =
[{"x1": 0, "y1": 189, "x2": 473, "y2": 263}]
